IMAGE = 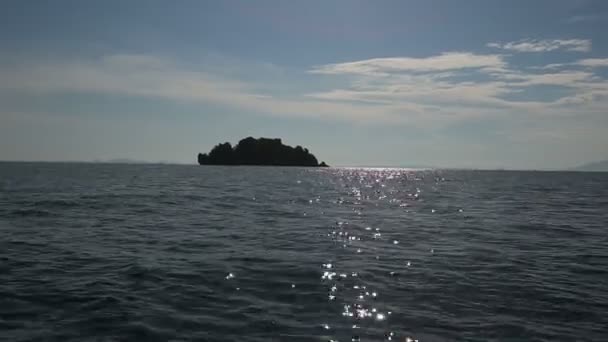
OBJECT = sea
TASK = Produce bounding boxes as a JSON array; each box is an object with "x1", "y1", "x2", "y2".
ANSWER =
[{"x1": 1, "y1": 162, "x2": 607, "y2": 342}]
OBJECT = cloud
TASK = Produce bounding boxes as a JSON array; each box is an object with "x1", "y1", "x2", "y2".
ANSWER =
[
  {"x1": 307, "y1": 47, "x2": 608, "y2": 120},
  {"x1": 0, "y1": 54, "x2": 428, "y2": 125},
  {"x1": 566, "y1": 15, "x2": 597, "y2": 23},
  {"x1": 534, "y1": 63, "x2": 567, "y2": 70},
  {"x1": 3, "y1": 49, "x2": 608, "y2": 128},
  {"x1": 2, "y1": 54, "x2": 254, "y2": 103},
  {"x1": 306, "y1": 78, "x2": 515, "y2": 110},
  {"x1": 487, "y1": 39, "x2": 591, "y2": 52},
  {"x1": 576, "y1": 58, "x2": 608, "y2": 67},
  {"x1": 533, "y1": 58, "x2": 608, "y2": 71},
  {"x1": 492, "y1": 70, "x2": 595, "y2": 86},
  {"x1": 309, "y1": 52, "x2": 506, "y2": 75}
]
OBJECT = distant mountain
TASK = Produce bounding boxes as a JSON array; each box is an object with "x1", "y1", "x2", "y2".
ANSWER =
[
  {"x1": 198, "y1": 137, "x2": 328, "y2": 167},
  {"x1": 98, "y1": 158, "x2": 149, "y2": 164},
  {"x1": 574, "y1": 160, "x2": 608, "y2": 172}
]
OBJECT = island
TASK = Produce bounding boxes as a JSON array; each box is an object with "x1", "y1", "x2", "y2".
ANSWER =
[{"x1": 197, "y1": 137, "x2": 329, "y2": 167}]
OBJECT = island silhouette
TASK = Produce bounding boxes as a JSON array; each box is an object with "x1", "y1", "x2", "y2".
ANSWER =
[{"x1": 198, "y1": 137, "x2": 329, "y2": 167}]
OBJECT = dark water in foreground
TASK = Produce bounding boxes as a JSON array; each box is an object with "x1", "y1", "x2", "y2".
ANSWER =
[{"x1": 1, "y1": 163, "x2": 607, "y2": 342}]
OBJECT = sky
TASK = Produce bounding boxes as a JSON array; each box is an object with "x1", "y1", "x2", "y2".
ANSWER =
[{"x1": 1, "y1": 0, "x2": 608, "y2": 169}]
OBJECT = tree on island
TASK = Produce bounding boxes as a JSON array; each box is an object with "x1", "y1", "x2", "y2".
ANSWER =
[{"x1": 198, "y1": 137, "x2": 329, "y2": 167}]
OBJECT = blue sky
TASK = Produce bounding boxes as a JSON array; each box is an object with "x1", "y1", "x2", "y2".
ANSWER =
[{"x1": 1, "y1": 0, "x2": 608, "y2": 168}]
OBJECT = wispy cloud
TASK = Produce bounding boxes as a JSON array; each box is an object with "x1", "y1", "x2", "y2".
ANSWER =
[
  {"x1": 576, "y1": 58, "x2": 608, "y2": 67},
  {"x1": 3, "y1": 46, "x2": 608, "y2": 128},
  {"x1": 491, "y1": 70, "x2": 595, "y2": 86},
  {"x1": 533, "y1": 58, "x2": 608, "y2": 71},
  {"x1": 307, "y1": 45, "x2": 608, "y2": 119},
  {"x1": 487, "y1": 39, "x2": 591, "y2": 52},
  {"x1": 566, "y1": 14, "x2": 598, "y2": 23},
  {"x1": 0, "y1": 54, "x2": 428, "y2": 124},
  {"x1": 1, "y1": 54, "x2": 255, "y2": 103},
  {"x1": 534, "y1": 63, "x2": 568, "y2": 70},
  {"x1": 309, "y1": 52, "x2": 506, "y2": 75}
]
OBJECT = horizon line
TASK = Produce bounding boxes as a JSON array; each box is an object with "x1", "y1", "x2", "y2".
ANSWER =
[{"x1": 0, "y1": 159, "x2": 603, "y2": 172}]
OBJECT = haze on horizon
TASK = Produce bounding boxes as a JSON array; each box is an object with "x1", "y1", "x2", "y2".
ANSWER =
[{"x1": 1, "y1": 0, "x2": 608, "y2": 170}]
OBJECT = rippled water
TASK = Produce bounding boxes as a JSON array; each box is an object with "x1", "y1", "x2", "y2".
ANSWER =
[{"x1": 1, "y1": 162, "x2": 607, "y2": 341}]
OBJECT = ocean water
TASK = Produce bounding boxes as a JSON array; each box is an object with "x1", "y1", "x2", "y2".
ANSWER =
[{"x1": 1, "y1": 162, "x2": 607, "y2": 342}]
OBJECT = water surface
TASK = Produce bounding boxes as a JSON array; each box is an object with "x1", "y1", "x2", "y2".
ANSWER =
[{"x1": 1, "y1": 163, "x2": 607, "y2": 341}]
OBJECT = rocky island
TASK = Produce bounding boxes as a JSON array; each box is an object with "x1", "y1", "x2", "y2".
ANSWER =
[{"x1": 198, "y1": 137, "x2": 329, "y2": 167}]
